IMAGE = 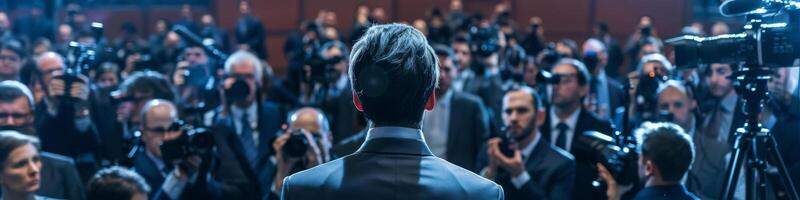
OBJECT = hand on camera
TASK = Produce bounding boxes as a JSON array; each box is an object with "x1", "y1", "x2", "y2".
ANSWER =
[
  {"x1": 173, "y1": 61, "x2": 190, "y2": 86},
  {"x1": 486, "y1": 137, "x2": 525, "y2": 177},
  {"x1": 272, "y1": 129, "x2": 324, "y2": 193},
  {"x1": 596, "y1": 163, "x2": 634, "y2": 200},
  {"x1": 48, "y1": 71, "x2": 90, "y2": 100},
  {"x1": 174, "y1": 155, "x2": 202, "y2": 181}
]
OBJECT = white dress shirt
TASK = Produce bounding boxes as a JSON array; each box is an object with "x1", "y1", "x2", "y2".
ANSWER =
[{"x1": 549, "y1": 107, "x2": 581, "y2": 152}]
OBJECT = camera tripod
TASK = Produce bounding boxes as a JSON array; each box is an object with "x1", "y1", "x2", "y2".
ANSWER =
[{"x1": 720, "y1": 67, "x2": 799, "y2": 200}]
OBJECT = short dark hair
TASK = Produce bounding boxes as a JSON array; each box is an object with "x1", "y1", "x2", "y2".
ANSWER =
[
  {"x1": 87, "y1": 166, "x2": 151, "y2": 200},
  {"x1": 349, "y1": 23, "x2": 438, "y2": 127},
  {"x1": 118, "y1": 71, "x2": 176, "y2": 101},
  {"x1": 554, "y1": 58, "x2": 591, "y2": 85},
  {"x1": 432, "y1": 44, "x2": 458, "y2": 66},
  {"x1": 0, "y1": 42, "x2": 26, "y2": 59},
  {"x1": 504, "y1": 86, "x2": 543, "y2": 111},
  {"x1": 636, "y1": 122, "x2": 695, "y2": 183},
  {"x1": 0, "y1": 131, "x2": 40, "y2": 166},
  {"x1": 0, "y1": 81, "x2": 34, "y2": 110}
]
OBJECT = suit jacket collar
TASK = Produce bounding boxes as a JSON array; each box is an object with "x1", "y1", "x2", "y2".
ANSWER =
[{"x1": 358, "y1": 127, "x2": 433, "y2": 156}]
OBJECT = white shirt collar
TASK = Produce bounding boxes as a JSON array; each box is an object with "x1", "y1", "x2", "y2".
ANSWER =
[
  {"x1": 550, "y1": 107, "x2": 581, "y2": 130},
  {"x1": 231, "y1": 102, "x2": 258, "y2": 121},
  {"x1": 520, "y1": 133, "x2": 541, "y2": 161}
]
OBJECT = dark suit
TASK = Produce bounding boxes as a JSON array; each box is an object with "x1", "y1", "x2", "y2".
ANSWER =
[
  {"x1": 439, "y1": 92, "x2": 490, "y2": 172},
  {"x1": 462, "y1": 73, "x2": 506, "y2": 137},
  {"x1": 38, "y1": 152, "x2": 85, "y2": 200},
  {"x1": 606, "y1": 77, "x2": 624, "y2": 119},
  {"x1": 132, "y1": 148, "x2": 165, "y2": 197},
  {"x1": 210, "y1": 101, "x2": 285, "y2": 199},
  {"x1": 633, "y1": 185, "x2": 700, "y2": 200},
  {"x1": 477, "y1": 138, "x2": 576, "y2": 200},
  {"x1": 281, "y1": 127, "x2": 504, "y2": 200},
  {"x1": 541, "y1": 108, "x2": 614, "y2": 200},
  {"x1": 235, "y1": 14, "x2": 268, "y2": 59}
]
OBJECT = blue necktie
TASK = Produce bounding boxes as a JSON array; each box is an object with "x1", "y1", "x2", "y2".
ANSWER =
[{"x1": 239, "y1": 113, "x2": 258, "y2": 169}]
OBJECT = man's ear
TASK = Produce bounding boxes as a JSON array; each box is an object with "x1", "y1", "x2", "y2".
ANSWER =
[
  {"x1": 425, "y1": 92, "x2": 436, "y2": 111},
  {"x1": 645, "y1": 160, "x2": 655, "y2": 177},
  {"x1": 352, "y1": 91, "x2": 364, "y2": 112}
]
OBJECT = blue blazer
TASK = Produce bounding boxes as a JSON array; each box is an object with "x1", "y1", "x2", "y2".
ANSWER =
[{"x1": 280, "y1": 129, "x2": 504, "y2": 200}]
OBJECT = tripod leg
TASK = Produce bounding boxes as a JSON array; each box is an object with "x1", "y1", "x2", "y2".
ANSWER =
[
  {"x1": 766, "y1": 135, "x2": 800, "y2": 200},
  {"x1": 723, "y1": 135, "x2": 752, "y2": 200},
  {"x1": 752, "y1": 137, "x2": 767, "y2": 200}
]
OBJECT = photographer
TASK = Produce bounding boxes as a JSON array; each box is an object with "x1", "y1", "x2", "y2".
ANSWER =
[
  {"x1": 597, "y1": 122, "x2": 699, "y2": 200},
  {"x1": 581, "y1": 38, "x2": 624, "y2": 120},
  {"x1": 172, "y1": 45, "x2": 218, "y2": 125},
  {"x1": 700, "y1": 63, "x2": 743, "y2": 144},
  {"x1": 207, "y1": 51, "x2": 284, "y2": 199},
  {"x1": 133, "y1": 99, "x2": 252, "y2": 200},
  {"x1": 0, "y1": 81, "x2": 85, "y2": 200},
  {"x1": 267, "y1": 107, "x2": 331, "y2": 200},
  {"x1": 479, "y1": 87, "x2": 575, "y2": 200},
  {"x1": 540, "y1": 58, "x2": 614, "y2": 200},
  {"x1": 462, "y1": 23, "x2": 506, "y2": 137},
  {"x1": 32, "y1": 51, "x2": 100, "y2": 182},
  {"x1": 617, "y1": 53, "x2": 673, "y2": 130}
]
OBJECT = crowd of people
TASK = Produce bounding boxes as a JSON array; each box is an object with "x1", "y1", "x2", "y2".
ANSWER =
[{"x1": 0, "y1": 0, "x2": 795, "y2": 200}]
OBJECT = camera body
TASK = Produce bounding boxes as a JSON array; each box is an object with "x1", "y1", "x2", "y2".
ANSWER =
[
  {"x1": 160, "y1": 122, "x2": 215, "y2": 165},
  {"x1": 668, "y1": 11, "x2": 800, "y2": 69},
  {"x1": 225, "y1": 76, "x2": 251, "y2": 103},
  {"x1": 469, "y1": 24, "x2": 501, "y2": 58},
  {"x1": 573, "y1": 131, "x2": 639, "y2": 186},
  {"x1": 282, "y1": 129, "x2": 309, "y2": 159}
]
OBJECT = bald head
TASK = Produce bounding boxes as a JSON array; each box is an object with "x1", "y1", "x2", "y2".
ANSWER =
[
  {"x1": 140, "y1": 99, "x2": 177, "y2": 129},
  {"x1": 35, "y1": 52, "x2": 65, "y2": 85},
  {"x1": 289, "y1": 107, "x2": 329, "y2": 135}
]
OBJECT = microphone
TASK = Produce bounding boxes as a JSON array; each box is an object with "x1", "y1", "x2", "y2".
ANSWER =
[{"x1": 719, "y1": 0, "x2": 763, "y2": 16}]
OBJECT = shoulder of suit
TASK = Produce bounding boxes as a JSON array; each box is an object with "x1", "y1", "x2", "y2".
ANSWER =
[
  {"x1": 40, "y1": 152, "x2": 75, "y2": 165},
  {"x1": 452, "y1": 92, "x2": 484, "y2": 107},
  {"x1": 430, "y1": 157, "x2": 503, "y2": 192},
  {"x1": 284, "y1": 155, "x2": 347, "y2": 185},
  {"x1": 542, "y1": 143, "x2": 575, "y2": 163}
]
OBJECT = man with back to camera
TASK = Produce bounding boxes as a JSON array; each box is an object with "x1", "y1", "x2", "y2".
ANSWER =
[
  {"x1": 280, "y1": 23, "x2": 504, "y2": 200},
  {"x1": 598, "y1": 122, "x2": 700, "y2": 200}
]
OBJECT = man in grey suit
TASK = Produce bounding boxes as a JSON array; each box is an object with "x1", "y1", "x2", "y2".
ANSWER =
[
  {"x1": 479, "y1": 87, "x2": 576, "y2": 200},
  {"x1": 280, "y1": 23, "x2": 504, "y2": 200}
]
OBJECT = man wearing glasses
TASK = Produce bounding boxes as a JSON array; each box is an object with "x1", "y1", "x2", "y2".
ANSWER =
[
  {"x1": 0, "y1": 80, "x2": 85, "y2": 200},
  {"x1": 540, "y1": 58, "x2": 614, "y2": 200},
  {"x1": 0, "y1": 43, "x2": 24, "y2": 82}
]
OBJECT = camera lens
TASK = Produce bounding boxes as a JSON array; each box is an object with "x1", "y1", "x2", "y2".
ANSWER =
[
  {"x1": 225, "y1": 78, "x2": 250, "y2": 103},
  {"x1": 282, "y1": 132, "x2": 309, "y2": 158}
]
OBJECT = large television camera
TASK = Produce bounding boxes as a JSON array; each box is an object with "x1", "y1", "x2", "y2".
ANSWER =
[{"x1": 667, "y1": 0, "x2": 800, "y2": 68}]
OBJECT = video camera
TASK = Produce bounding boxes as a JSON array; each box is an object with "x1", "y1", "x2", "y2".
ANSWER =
[
  {"x1": 60, "y1": 22, "x2": 105, "y2": 100},
  {"x1": 573, "y1": 131, "x2": 639, "y2": 186},
  {"x1": 667, "y1": 0, "x2": 800, "y2": 68}
]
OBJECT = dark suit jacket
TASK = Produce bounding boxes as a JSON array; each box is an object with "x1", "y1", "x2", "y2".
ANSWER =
[
  {"x1": 281, "y1": 129, "x2": 505, "y2": 200},
  {"x1": 132, "y1": 149, "x2": 165, "y2": 197},
  {"x1": 462, "y1": 73, "x2": 506, "y2": 137},
  {"x1": 477, "y1": 138, "x2": 576, "y2": 200},
  {"x1": 540, "y1": 108, "x2": 614, "y2": 200},
  {"x1": 606, "y1": 77, "x2": 624, "y2": 119},
  {"x1": 235, "y1": 14, "x2": 268, "y2": 59},
  {"x1": 209, "y1": 101, "x2": 285, "y2": 200},
  {"x1": 38, "y1": 152, "x2": 85, "y2": 200},
  {"x1": 633, "y1": 185, "x2": 699, "y2": 200},
  {"x1": 446, "y1": 92, "x2": 490, "y2": 172}
]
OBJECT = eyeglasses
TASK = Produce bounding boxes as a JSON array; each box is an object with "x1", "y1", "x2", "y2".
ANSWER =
[
  {"x1": 144, "y1": 121, "x2": 182, "y2": 134},
  {"x1": 0, "y1": 112, "x2": 29, "y2": 120},
  {"x1": 0, "y1": 55, "x2": 20, "y2": 62}
]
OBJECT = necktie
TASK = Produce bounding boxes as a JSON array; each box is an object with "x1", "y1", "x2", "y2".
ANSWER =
[
  {"x1": 556, "y1": 123, "x2": 569, "y2": 150},
  {"x1": 239, "y1": 113, "x2": 258, "y2": 169}
]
